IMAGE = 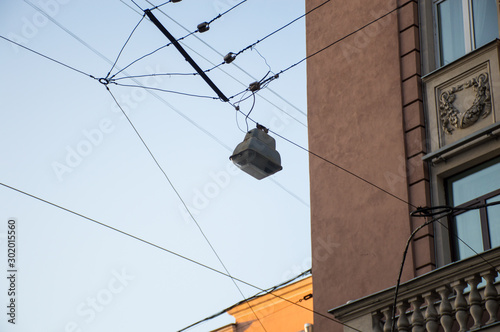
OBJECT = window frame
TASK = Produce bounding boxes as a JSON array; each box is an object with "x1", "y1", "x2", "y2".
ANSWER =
[
  {"x1": 433, "y1": 0, "x2": 498, "y2": 66},
  {"x1": 447, "y1": 186, "x2": 500, "y2": 261},
  {"x1": 428, "y1": 139, "x2": 500, "y2": 267}
]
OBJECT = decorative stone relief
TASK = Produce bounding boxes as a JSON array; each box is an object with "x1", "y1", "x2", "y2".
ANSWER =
[{"x1": 438, "y1": 72, "x2": 491, "y2": 135}]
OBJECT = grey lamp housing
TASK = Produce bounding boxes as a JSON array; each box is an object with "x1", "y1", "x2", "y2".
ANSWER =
[{"x1": 229, "y1": 126, "x2": 283, "y2": 180}]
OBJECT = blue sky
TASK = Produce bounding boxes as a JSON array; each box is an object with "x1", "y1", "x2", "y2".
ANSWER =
[{"x1": 0, "y1": 0, "x2": 310, "y2": 331}]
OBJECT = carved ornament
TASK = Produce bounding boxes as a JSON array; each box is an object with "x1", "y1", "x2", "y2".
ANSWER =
[{"x1": 439, "y1": 72, "x2": 491, "y2": 135}]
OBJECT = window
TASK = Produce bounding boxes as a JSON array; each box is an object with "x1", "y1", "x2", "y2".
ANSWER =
[
  {"x1": 446, "y1": 157, "x2": 500, "y2": 260},
  {"x1": 436, "y1": 0, "x2": 499, "y2": 66}
]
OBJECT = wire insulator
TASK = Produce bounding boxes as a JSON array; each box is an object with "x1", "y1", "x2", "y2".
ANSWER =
[
  {"x1": 249, "y1": 81, "x2": 260, "y2": 92},
  {"x1": 197, "y1": 22, "x2": 210, "y2": 33},
  {"x1": 224, "y1": 52, "x2": 236, "y2": 64},
  {"x1": 171, "y1": 0, "x2": 182, "y2": 2}
]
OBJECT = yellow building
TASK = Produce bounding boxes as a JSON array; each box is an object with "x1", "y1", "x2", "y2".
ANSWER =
[{"x1": 211, "y1": 275, "x2": 313, "y2": 332}]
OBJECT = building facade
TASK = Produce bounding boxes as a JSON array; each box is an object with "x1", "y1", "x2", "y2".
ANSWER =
[
  {"x1": 212, "y1": 275, "x2": 313, "y2": 332},
  {"x1": 306, "y1": 0, "x2": 500, "y2": 331}
]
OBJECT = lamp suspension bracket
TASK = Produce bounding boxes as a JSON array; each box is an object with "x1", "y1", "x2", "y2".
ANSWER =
[{"x1": 144, "y1": 9, "x2": 229, "y2": 102}]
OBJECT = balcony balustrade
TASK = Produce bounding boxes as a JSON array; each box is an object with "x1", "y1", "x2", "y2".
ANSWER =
[{"x1": 330, "y1": 247, "x2": 500, "y2": 332}]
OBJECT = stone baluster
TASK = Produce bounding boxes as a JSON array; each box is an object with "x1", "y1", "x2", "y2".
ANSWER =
[
  {"x1": 408, "y1": 296, "x2": 424, "y2": 332},
  {"x1": 372, "y1": 311, "x2": 384, "y2": 332},
  {"x1": 451, "y1": 280, "x2": 468, "y2": 332},
  {"x1": 381, "y1": 306, "x2": 393, "y2": 332},
  {"x1": 397, "y1": 301, "x2": 410, "y2": 332},
  {"x1": 465, "y1": 275, "x2": 483, "y2": 329},
  {"x1": 481, "y1": 269, "x2": 499, "y2": 324},
  {"x1": 437, "y1": 286, "x2": 453, "y2": 332},
  {"x1": 423, "y1": 292, "x2": 439, "y2": 332}
]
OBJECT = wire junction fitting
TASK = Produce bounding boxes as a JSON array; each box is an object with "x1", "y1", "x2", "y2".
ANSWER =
[{"x1": 249, "y1": 81, "x2": 261, "y2": 92}]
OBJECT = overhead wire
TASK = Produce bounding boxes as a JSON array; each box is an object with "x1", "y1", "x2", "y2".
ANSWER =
[
  {"x1": 142, "y1": 0, "x2": 308, "y2": 125},
  {"x1": 178, "y1": 269, "x2": 312, "y2": 332},
  {"x1": 110, "y1": 0, "x2": 248, "y2": 80},
  {"x1": 130, "y1": 0, "x2": 144, "y2": 11},
  {"x1": 104, "y1": 7, "x2": 269, "y2": 323},
  {"x1": 133, "y1": 0, "x2": 328, "y2": 111},
  {"x1": 253, "y1": 46, "x2": 274, "y2": 75},
  {"x1": 0, "y1": 181, "x2": 360, "y2": 332},
  {"x1": 172, "y1": 0, "x2": 332, "y2": 110},
  {"x1": 106, "y1": 13, "x2": 146, "y2": 79},
  {"x1": 205, "y1": 0, "x2": 248, "y2": 26},
  {"x1": 8, "y1": 6, "x2": 308, "y2": 329},
  {"x1": 149, "y1": 0, "x2": 171, "y2": 10},
  {"x1": 226, "y1": 76, "x2": 278, "y2": 102},
  {"x1": 108, "y1": 2, "x2": 500, "y2": 330},
  {"x1": 22, "y1": 0, "x2": 113, "y2": 68},
  {"x1": 21, "y1": 0, "x2": 238, "y2": 151},
  {"x1": 410, "y1": 202, "x2": 500, "y2": 217},
  {"x1": 221, "y1": 0, "x2": 424, "y2": 210},
  {"x1": 1, "y1": 6, "x2": 327, "y2": 328},
  {"x1": 270, "y1": 125, "x2": 416, "y2": 208},
  {"x1": 119, "y1": 0, "x2": 309, "y2": 204},
  {"x1": 109, "y1": 28, "x2": 201, "y2": 80},
  {"x1": 111, "y1": 61, "x2": 225, "y2": 81},
  {"x1": 110, "y1": 81, "x2": 220, "y2": 99},
  {"x1": 10, "y1": 1, "x2": 493, "y2": 329},
  {"x1": 0, "y1": 2, "x2": 374, "y2": 330},
  {"x1": 0, "y1": 34, "x2": 94, "y2": 79},
  {"x1": 390, "y1": 201, "x2": 500, "y2": 332},
  {"x1": 223, "y1": 0, "x2": 416, "y2": 99},
  {"x1": 105, "y1": 86, "x2": 269, "y2": 332},
  {"x1": 236, "y1": 4, "x2": 500, "y2": 330},
  {"x1": 18, "y1": 0, "x2": 472, "y2": 282},
  {"x1": 16, "y1": 0, "x2": 437, "y2": 275},
  {"x1": 0, "y1": 182, "x2": 239, "y2": 284},
  {"x1": 245, "y1": 93, "x2": 256, "y2": 132},
  {"x1": 231, "y1": 0, "x2": 331, "y2": 59},
  {"x1": 273, "y1": 0, "x2": 414, "y2": 80},
  {"x1": 18, "y1": 0, "x2": 283, "y2": 169}
]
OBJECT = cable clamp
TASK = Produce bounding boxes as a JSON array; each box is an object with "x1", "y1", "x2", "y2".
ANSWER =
[
  {"x1": 249, "y1": 81, "x2": 261, "y2": 92},
  {"x1": 197, "y1": 22, "x2": 210, "y2": 33}
]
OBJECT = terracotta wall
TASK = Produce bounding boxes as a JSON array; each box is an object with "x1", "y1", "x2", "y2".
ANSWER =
[
  {"x1": 213, "y1": 276, "x2": 313, "y2": 332},
  {"x1": 306, "y1": 0, "x2": 431, "y2": 331}
]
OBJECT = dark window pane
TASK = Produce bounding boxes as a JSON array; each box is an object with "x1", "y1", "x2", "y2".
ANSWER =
[
  {"x1": 472, "y1": 0, "x2": 499, "y2": 48},
  {"x1": 438, "y1": 0, "x2": 466, "y2": 65}
]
